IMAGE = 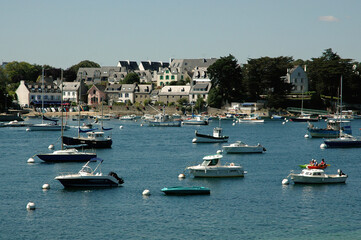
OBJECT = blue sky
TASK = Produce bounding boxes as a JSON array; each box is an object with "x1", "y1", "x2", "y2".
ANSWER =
[{"x1": 1, "y1": 0, "x2": 360, "y2": 69}]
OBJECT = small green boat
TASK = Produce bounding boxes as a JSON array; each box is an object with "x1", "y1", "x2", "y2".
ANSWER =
[{"x1": 161, "y1": 186, "x2": 210, "y2": 195}]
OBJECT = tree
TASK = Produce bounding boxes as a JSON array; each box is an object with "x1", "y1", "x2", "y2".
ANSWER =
[
  {"x1": 207, "y1": 54, "x2": 243, "y2": 106},
  {"x1": 64, "y1": 60, "x2": 100, "y2": 81},
  {"x1": 194, "y1": 96, "x2": 206, "y2": 113},
  {"x1": 207, "y1": 87, "x2": 223, "y2": 108},
  {"x1": 242, "y1": 56, "x2": 294, "y2": 108},
  {"x1": 123, "y1": 72, "x2": 140, "y2": 84}
]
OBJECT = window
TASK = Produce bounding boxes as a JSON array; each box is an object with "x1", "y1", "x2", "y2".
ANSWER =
[
  {"x1": 160, "y1": 76, "x2": 163, "y2": 80},
  {"x1": 50, "y1": 96, "x2": 54, "y2": 100},
  {"x1": 181, "y1": 75, "x2": 184, "y2": 80},
  {"x1": 93, "y1": 90, "x2": 96, "y2": 94},
  {"x1": 120, "y1": 93, "x2": 123, "y2": 97},
  {"x1": 171, "y1": 75, "x2": 175, "y2": 80},
  {"x1": 166, "y1": 70, "x2": 169, "y2": 73},
  {"x1": 166, "y1": 76, "x2": 169, "y2": 80},
  {"x1": 125, "y1": 93, "x2": 129, "y2": 98},
  {"x1": 301, "y1": 78, "x2": 303, "y2": 83}
]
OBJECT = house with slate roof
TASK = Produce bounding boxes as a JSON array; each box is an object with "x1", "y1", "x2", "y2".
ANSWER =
[
  {"x1": 119, "y1": 84, "x2": 136, "y2": 103},
  {"x1": 117, "y1": 60, "x2": 139, "y2": 72},
  {"x1": 283, "y1": 65, "x2": 308, "y2": 94},
  {"x1": 105, "y1": 83, "x2": 122, "y2": 104},
  {"x1": 189, "y1": 82, "x2": 212, "y2": 104},
  {"x1": 78, "y1": 67, "x2": 121, "y2": 85},
  {"x1": 16, "y1": 80, "x2": 62, "y2": 107},
  {"x1": 62, "y1": 80, "x2": 87, "y2": 104},
  {"x1": 134, "y1": 84, "x2": 153, "y2": 104},
  {"x1": 87, "y1": 84, "x2": 106, "y2": 106},
  {"x1": 158, "y1": 85, "x2": 191, "y2": 105}
]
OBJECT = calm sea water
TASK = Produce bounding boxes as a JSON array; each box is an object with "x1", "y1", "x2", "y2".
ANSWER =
[{"x1": 1, "y1": 117, "x2": 361, "y2": 240}]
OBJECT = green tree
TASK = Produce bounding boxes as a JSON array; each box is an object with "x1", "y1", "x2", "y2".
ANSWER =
[
  {"x1": 207, "y1": 87, "x2": 223, "y2": 108},
  {"x1": 64, "y1": 60, "x2": 100, "y2": 81},
  {"x1": 207, "y1": 54, "x2": 243, "y2": 106},
  {"x1": 242, "y1": 56, "x2": 293, "y2": 108},
  {"x1": 194, "y1": 96, "x2": 206, "y2": 113},
  {"x1": 123, "y1": 72, "x2": 140, "y2": 84}
]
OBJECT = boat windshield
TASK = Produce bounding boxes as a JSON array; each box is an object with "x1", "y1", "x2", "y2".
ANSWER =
[{"x1": 201, "y1": 159, "x2": 219, "y2": 166}]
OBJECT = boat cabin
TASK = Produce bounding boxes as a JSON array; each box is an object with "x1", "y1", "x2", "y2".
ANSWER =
[
  {"x1": 213, "y1": 127, "x2": 223, "y2": 138},
  {"x1": 86, "y1": 132, "x2": 106, "y2": 140},
  {"x1": 201, "y1": 154, "x2": 222, "y2": 166},
  {"x1": 301, "y1": 169, "x2": 325, "y2": 176}
]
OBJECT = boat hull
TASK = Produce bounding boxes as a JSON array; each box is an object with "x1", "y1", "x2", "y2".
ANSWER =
[
  {"x1": 324, "y1": 139, "x2": 361, "y2": 148},
  {"x1": 188, "y1": 167, "x2": 244, "y2": 178},
  {"x1": 26, "y1": 124, "x2": 65, "y2": 131},
  {"x1": 148, "y1": 121, "x2": 181, "y2": 127},
  {"x1": 63, "y1": 136, "x2": 112, "y2": 148},
  {"x1": 161, "y1": 187, "x2": 210, "y2": 195},
  {"x1": 290, "y1": 117, "x2": 319, "y2": 122},
  {"x1": 308, "y1": 129, "x2": 352, "y2": 138},
  {"x1": 55, "y1": 176, "x2": 119, "y2": 188},
  {"x1": 290, "y1": 174, "x2": 347, "y2": 184},
  {"x1": 193, "y1": 133, "x2": 229, "y2": 143},
  {"x1": 223, "y1": 146, "x2": 264, "y2": 153},
  {"x1": 37, "y1": 152, "x2": 97, "y2": 163},
  {"x1": 182, "y1": 120, "x2": 208, "y2": 125}
]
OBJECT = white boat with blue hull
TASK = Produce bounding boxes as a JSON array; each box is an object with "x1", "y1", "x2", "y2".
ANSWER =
[
  {"x1": 55, "y1": 158, "x2": 124, "y2": 188},
  {"x1": 37, "y1": 148, "x2": 96, "y2": 163}
]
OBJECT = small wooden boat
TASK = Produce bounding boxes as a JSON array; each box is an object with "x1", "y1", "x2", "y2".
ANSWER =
[{"x1": 161, "y1": 186, "x2": 210, "y2": 195}]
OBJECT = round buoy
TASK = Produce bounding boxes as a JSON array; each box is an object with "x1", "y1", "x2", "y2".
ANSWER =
[
  {"x1": 304, "y1": 134, "x2": 309, "y2": 138},
  {"x1": 26, "y1": 202, "x2": 36, "y2": 210},
  {"x1": 140, "y1": 123, "x2": 143, "y2": 127},
  {"x1": 27, "y1": 158, "x2": 35, "y2": 163},
  {"x1": 142, "y1": 189, "x2": 151, "y2": 196},
  {"x1": 216, "y1": 150, "x2": 223, "y2": 154},
  {"x1": 26, "y1": 128, "x2": 30, "y2": 132},
  {"x1": 320, "y1": 143, "x2": 327, "y2": 149},
  {"x1": 192, "y1": 138, "x2": 197, "y2": 143},
  {"x1": 232, "y1": 123, "x2": 235, "y2": 126},
  {"x1": 282, "y1": 179, "x2": 289, "y2": 185},
  {"x1": 178, "y1": 173, "x2": 185, "y2": 179},
  {"x1": 48, "y1": 144, "x2": 54, "y2": 150},
  {"x1": 42, "y1": 183, "x2": 50, "y2": 190},
  {"x1": 282, "y1": 122, "x2": 286, "y2": 125},
  {"x1": 119, "y1": 126, "x2": 123, "y2": 129}
]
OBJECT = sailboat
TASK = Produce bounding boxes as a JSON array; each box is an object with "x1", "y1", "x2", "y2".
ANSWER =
[
  {"x1": 322, "y1": 76, "x2": 361, "y2": 148},
  {"x1": 62, "y1": 96, "x2": 112, "y2": 148},
  {"x1": 289, "y1": 90, "x2": 318, "y2": 122},
  {"x1": 182, "y1": 105, "x2": 208, "y2": 125},
  {"x1": 27, "y1": 67, "x2": 68, "y2": 131},
  {"x1": 36, "y1": 70, "x2": 97, "y2": 162}
]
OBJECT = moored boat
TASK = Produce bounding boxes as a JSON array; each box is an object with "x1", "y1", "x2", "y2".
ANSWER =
[
  {"x1": 161, "y1": 186, "x2": 210, "y2": 195},
  {"x1": 37, "y1": 148, "x2": 97, "y2": 163},
  {"x1": 55, "y1": 158, "x2": 124, "y2": 188},
  {"x1": 289, "y1": 169, "x2": 347, "y2": 184},
  {"x1": 63, "y1": 131, "x2": 112, "y2": 148},
  {"x1": 307, "y1": 120, "x2": 352, "y2": 138},
  {"x1": 182, "y1": 116, "x2": 208, "y2": 125},
  {"x1": 192, "y1": 127, "x2": 228, "y2": 143},
  {"x1": 222, "y1": 141, "x2": 266, "y2": 153},
  {"x1": 186, "y1": 153, "x2": 244, "y2": 178},
  {"x1": 322, "y1": 133, "x2": 361, "y2": 148}
]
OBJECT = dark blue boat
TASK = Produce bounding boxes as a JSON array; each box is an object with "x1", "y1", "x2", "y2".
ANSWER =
[{"x1": 161, "y1": 186, "x2": 210, "y2": 195}]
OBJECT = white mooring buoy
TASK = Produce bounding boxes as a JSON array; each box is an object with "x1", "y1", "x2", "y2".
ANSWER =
[
  {"x1": 119, "y1": 125, "x2": 123, "y2": 129},
  {"x1": 320, "y1": 143, "x2": 327, "y2": 149},
  {"x1": 178, "y1": 173, "x2": 185, "y2": 179},
  {"x1": 26, "y1": 202, "x2": 36, "y2": 210},
  {"x1": 304, "y1": 134, "x2": 310, "y2": 138},
  {"x1": 142, "y1": 189, "x2": 151, "y2": 196},
  {"x1": 48, "y1": 144, "x2": 54, "y2": 150},
  {"x1": 42, "y1": 183, "x2": 50, "y2": 190},
  {"x1": 27, "y1": 158, "x2": 35, "y2": 163},
  {"x1": 282, "y1": 179, "x2": 289, "y2": 185}
]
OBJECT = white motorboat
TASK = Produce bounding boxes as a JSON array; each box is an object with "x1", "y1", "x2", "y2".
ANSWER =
[
  {"x1": 186, "y1": 153, "x2": 244, "y2": 178},
  {"x1": 182, "y1": 116, "x2": 208, "y2": 125},
  {"x1": 237, "y1": 114, "x2": 264, "y2": 123},
  {"x1": 222, "y1": 141, "x2": 266, "y2": 153},
  {"x1": 119, "y1": 114, "x2": 136, "y2": 120},
  {"x1": 192, "y1": 127, "x2": 229, "y2": 143},
  {"x1": 55, "y1": 158, "x2": 124, "y2": 188},
  {"x1": 289, "y1": 169, "x2": 347, "y2": 184},
  {"x1": 37, "y1": 148, "x2": 97, "y2": 163}
]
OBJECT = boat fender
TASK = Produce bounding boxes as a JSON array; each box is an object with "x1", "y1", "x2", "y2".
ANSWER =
[{"x1": 230, "y1": 163, "x2": 234, "y2": 166}]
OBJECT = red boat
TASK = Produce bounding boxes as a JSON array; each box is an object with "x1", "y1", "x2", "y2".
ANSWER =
[{"x1": 306, "y1": 164, "x2": 329, "y2": 169}]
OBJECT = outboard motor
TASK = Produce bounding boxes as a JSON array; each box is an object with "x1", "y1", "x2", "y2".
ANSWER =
[{"x1": 109, "y1": 171, "x2": 124, "y2": 184}]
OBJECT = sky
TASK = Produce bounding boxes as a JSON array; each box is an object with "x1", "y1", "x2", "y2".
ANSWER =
[{"x1": 1, "y1": 0, "x2": 361, "y2": 69}]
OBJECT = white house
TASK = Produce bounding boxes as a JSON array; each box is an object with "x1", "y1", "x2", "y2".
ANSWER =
[
  {"x1": 16, "y1": 80, "x2": 62, "y2": 107},
  {"x1": 284, "y1": 65, "x2": 308, "y2": 94}
]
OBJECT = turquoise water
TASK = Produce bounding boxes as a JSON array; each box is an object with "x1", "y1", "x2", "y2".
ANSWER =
[{"x1": 1, "y1": 117, "x2": 361, "y2": 239}]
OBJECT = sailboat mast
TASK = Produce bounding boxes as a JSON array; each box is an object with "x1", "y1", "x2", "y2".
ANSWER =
[
  {"x1": 78, "y1": 76, "x2": 81, "y2": 138},
  {"x1": 61, "y1": 69, "x2": 64, "y2": 150},
  {"x1": 41, "y1": 67, "x2": 44, "y2": 124}
]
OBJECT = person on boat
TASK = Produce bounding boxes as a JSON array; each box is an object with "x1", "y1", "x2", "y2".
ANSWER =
[{"x1": 320, "y1": 159, "x2": 326, "y2": 166}]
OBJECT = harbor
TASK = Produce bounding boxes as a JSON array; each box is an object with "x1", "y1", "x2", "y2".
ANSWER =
[{"x1": 1, "y1": 116, "x2": 361, "y2": 239}]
